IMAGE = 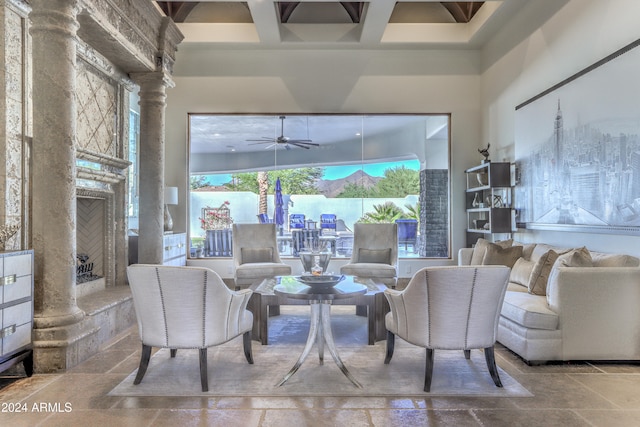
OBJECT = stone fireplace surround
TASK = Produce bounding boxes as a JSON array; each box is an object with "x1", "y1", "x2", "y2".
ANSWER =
[{"x1": 0, "y1": 0, "x2": 183, "y2": 372}]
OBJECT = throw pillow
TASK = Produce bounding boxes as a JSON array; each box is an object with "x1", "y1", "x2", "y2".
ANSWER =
[
  {"x1": 358, "y1": 248, "x2": 391, "y2": 264},
  {"x1": 527, "y1": 250, "x2": 559, "y2": 296},
  {"x1": 546, "y1": 247, "x2": 593, "y2": 308},
  {"x1": 481, "y1": 243, "x2": 523, "y2": 268},
  {"x1": 241, "y1": 247, "x2": 273, "y2": 264},
  {"x1": 509, "y1": 257, "x2": 534, "y2": 288},
  {"x1": 556, "y1": 246, "x2": 592, "y2": 268},
  {"x1": 470, "y1": 238, "x2": 513, "y2": 265}
]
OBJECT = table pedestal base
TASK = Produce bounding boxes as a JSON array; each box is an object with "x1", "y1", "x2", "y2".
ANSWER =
[{"x1": 276, "y1": 300, "x2": 362, "y2": 388}]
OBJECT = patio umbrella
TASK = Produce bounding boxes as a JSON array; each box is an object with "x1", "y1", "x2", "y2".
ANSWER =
[{"x1": 274, "y1": 177, "x2": 284, "y2": 233}]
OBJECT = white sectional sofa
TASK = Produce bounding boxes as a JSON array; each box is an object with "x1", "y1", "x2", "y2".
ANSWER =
[{"x1": 459, "y1": 240, "x2": 640, "y2": 364}]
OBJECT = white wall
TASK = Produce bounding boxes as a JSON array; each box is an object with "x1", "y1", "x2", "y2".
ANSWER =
[
  {"x1": 480, "y1": 0, "x2": 640, "y2": 256},
  {"x1": 164, "y1": 48, "x2": 484, "y2": 271}
]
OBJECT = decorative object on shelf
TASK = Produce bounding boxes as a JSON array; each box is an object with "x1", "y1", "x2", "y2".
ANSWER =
[
  {"x1": 200, "y1": 201, "x2": 233, "y2": 231},
  {"x1": 473, "y1": 219, "x2": 488, "y2": 230},
  {"x1": 472, "y1": 193, "x2": 481, "y2": 208},
  {"x1": 478, "y1": 143, "x2": 490, "y2": 163},
  {"x1": 164, "y1": 187, "x2": 178, "y2": 232},
  {"x1": 476, "y1": 173, "x2": 488, "y2": 186},
  {"x1": 0, "y1": 223, "x2": 20, "y2": 250},
  {"x1": 492, "y1": 195, "x2": 504, "y2": 208}
]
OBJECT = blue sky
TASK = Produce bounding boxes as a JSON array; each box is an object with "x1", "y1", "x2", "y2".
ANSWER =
[{"x1": 202, "y1": 159, "x2": 419, "y2": 186}]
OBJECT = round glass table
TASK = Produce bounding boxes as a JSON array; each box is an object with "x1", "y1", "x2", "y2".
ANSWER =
[{"x1": 273, "y1": 279, "x2": 367, "y2": 388}]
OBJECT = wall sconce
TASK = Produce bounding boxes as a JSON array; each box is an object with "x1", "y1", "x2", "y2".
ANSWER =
[{"x1": 164, "y1": 186, "x2": 178, "y2": 232}]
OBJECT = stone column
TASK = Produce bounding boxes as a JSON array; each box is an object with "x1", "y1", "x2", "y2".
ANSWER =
[
  {"x1": 30, "y1": 0, "x2": 84, "y2": 328},
  {"x1": 130, "y1": 72, "x2": 174, "y2": 264}
]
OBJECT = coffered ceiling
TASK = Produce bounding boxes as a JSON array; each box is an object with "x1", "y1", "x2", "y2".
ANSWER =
[{"x1": 153, "y1": 1, "x2": 522, "y2": 48}]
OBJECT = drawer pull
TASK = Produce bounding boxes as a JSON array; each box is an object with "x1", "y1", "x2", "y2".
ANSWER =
[
  {"x1": 1, "y1": 324, "x2": 16, "y2": 338},
  {"x1": 1, "y1": 274, "x2": 16, "y2": 286}
]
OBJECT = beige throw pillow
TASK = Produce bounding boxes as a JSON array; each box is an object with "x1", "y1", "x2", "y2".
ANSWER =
[
  {"x1": 527, "y1": 250, "x2": 559, "y2": 296},
  {"x1": 241, "y1": 247, "x2": 273, "y2": 264},
  {"x1": 556, "y1": 246, "x2": 592, "y2": 268},
  {"x1": 471, "y1": 238, "x2": 513, "y2": 265},
  {"x1": 509, "y1": 257, "x2": 534, "y2": 288},
  {"x1": 481, "y1": 243, "x2": 523, "y2": 268},
  {"x1": 358, "y1": 248, "x2": 391, "y2": 264}
]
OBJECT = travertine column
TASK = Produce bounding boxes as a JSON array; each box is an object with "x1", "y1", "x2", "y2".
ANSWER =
[
  {"x1": 30, "y1": 0, "x2": 84, "y2": 328},
  {"x1": 131, "y1": 72, "x2": 173, "y2": 264}
]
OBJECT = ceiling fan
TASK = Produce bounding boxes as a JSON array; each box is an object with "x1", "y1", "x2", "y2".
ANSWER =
[{"x1": 247, "y1": 116, "x2": 319, "y2": 150}]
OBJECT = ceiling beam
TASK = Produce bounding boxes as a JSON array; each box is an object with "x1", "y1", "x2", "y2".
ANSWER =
[{"x1": 441, "y1": 2, "x2": 485, "y2": 23}]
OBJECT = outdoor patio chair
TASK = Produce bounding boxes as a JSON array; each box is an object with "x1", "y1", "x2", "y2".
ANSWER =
[
  {"x1": 384, "y1": 265, "x2": 510, "y2": 392},
  {"x1": 395, "y1": 219, "x2": 418, "y2": 252},
  {"x1": 289, "y1": 213, "x2": 305, "y2": 229},
  {"x1": 126, "y1": 264, "x2": 254, "y2": 392},
  {"x1": 320, "y1": 214, "x2": 337, "y2": 235},
  {"x1": 257, "y1": 213, "x2": 273, "y2": 223}
]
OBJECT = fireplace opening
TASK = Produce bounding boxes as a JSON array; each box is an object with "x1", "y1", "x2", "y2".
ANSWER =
[{"x1": 76, "y1": 197, "x2": 106, "y2": 288}]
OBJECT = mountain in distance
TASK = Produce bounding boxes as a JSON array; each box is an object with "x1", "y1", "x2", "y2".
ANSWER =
[{"x1": 316, "y1": 170, "x2": 380, "y2": 198}]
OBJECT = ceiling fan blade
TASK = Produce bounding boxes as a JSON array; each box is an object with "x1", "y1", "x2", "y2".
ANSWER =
[
  {"x1": 288, "y1": 142, "x2": 312, "y2": 149},
  {"x1": 247, "y1": 137, "x2": 275, "y2": 142}
]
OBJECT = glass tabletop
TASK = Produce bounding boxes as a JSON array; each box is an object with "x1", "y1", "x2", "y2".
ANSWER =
[
  {"x1": 254, "y1": 275, "x2": 381, "y2": 296},
  {"x1": 273, "y1": 277, "x2": 367, "y2": 301}
]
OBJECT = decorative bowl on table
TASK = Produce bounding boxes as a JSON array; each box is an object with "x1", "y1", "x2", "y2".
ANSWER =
[{"x1": 295, "y1": 274, "x2": 345, "y2": 289}]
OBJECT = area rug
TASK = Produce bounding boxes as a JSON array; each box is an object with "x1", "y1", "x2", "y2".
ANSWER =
[{"x1": 109, "y1": 307, "x2": 532, "y2": 398}]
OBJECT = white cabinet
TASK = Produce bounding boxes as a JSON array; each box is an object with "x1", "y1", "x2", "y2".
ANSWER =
[
  {"x1": 163, "y1": 233, "x2": 187, "y2": 266},
  {"x1": 0, "y1": 250, "x2": 34, "y2": 376},
  {"x1": 128, "y1": 233, "x2": 187, "y2": 266}
]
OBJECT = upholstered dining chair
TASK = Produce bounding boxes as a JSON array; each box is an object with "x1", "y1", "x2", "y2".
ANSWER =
[
  {"x1": 232, "y1": 223, "x2": 292, "y2": 289},
  {"x1": 384, "y1": 265, "x2": 511, "y2": 392},
  {"x1": 340, "y1": 222, "x2": 398, "y2": 288},
  {"x1": 126, "y1": 264, "x2": 254, "y2": 392}
]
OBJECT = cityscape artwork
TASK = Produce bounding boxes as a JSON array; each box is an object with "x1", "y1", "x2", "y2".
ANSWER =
[{"x1": 515, "y1": 38, "x2": 640, "y2": 230}]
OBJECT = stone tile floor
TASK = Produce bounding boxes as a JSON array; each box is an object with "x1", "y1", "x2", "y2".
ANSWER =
[{"x1": 1, "y1": 310, "x2": 640, "y2": 426}]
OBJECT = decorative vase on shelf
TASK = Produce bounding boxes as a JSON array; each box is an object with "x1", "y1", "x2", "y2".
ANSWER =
[{"x1": 476, "y1": 173, "x2": 488, "y2": 186}]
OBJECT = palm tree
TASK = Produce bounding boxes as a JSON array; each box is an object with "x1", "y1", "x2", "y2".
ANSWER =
[{"x1": 257, "y1": 171, "x2": 268, "y2": 214}]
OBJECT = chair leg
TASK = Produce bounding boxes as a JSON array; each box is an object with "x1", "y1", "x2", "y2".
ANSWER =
[
  {"x1": 170, "y1": 349, "x2": 177, "y2": 358},
  {"x1": 384, "y1": 331, "x2": 395, "y2": 364},
  {"x1": 199, "y1": 348, "x2": 209, "y2": 392},
  {"x1": 243, "y1": 331, "x2": 254, "y2": 364},
  {"x1": 133, "y1": 344, "x2": 152, "y2": 385},
  {"x1": 463, "y1": 349, "x2": 470, "y2": 359},
  {"x1": 424, "y1": 348, "x2": 434, "y2": 392},
  {"x1": 484, "y1": 346, "x2": 503, "y2": 388}
]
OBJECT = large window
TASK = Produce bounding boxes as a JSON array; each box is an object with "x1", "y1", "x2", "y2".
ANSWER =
[{"x1": 188, "y1": 114, "x2": 450, "y2": 258}]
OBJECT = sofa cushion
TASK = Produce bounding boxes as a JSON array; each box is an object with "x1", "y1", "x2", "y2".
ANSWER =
[
  {"x1": 509, "y1": 257, "x2": 534, "y2": 288},
  {"x1": 590, "y1": 252, "x2": 640, "y2": 267},
  {"x1": 482, "y1": 243, "x2": 522, "y2": 268},
  {"x1": 470, "y1": 238, "x2": 513, "y2": 265},
  {"x1": 501, "y1": 291, "x2": 559, "y2": 331},
  {"x1": 527, "y1": 250, "x2": 559, "y2": 296},
  {"x1": 545, "y1": 247, "x2": 593, "y2": 307},
  {"x1": 513, "y1": 242, "x2": 537, "y2": 260}
]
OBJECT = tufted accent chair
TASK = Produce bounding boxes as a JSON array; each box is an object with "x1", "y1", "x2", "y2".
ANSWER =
[
  {"x1": 232, "y1": 223, "x2": 292, "y2": 289},
  {"x1": 127, "y1": 265, "x2": 254, "y2": 392},
  {"x1": 340, "y1": 223, "x2": 398, "y2": 288},
  {"x1": 384, "y1": 265, "x2": 510, "y2": 392}
]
